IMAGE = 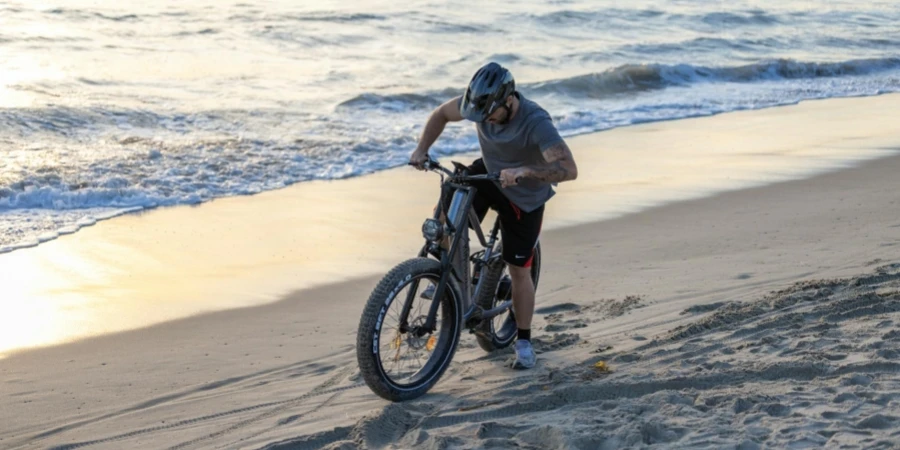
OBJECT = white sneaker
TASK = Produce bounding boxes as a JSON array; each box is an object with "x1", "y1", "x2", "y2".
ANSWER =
[{"x1": 512, "y1": 340, "x2": 536, "y2": 370}]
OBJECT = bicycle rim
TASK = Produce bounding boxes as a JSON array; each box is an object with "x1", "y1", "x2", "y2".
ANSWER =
[{"x1": 376, "y1": 274, "x2": 458, "y2": 388}]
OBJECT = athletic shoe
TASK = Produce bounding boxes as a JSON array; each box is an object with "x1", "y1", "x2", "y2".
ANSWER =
[{"x1": 512, "y1": 339, "x2": 536, "y2": 369}]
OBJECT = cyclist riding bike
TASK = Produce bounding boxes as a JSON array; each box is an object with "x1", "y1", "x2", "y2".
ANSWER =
[{"x1": 409, "y1": 62, "x2": 578, "y2": 369}]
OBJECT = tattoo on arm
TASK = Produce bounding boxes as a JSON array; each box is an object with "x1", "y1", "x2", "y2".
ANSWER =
[{"x1": 524, "y1": 141, "x2": 578, "y2": 183}]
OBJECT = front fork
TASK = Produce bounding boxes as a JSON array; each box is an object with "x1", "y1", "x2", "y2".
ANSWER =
[
  {"x1": 401, "y1": 217, "x2": 502, "y2": 337},
  {"x1": 399, "y1": 186, "x2": 473, "y2": 336}
]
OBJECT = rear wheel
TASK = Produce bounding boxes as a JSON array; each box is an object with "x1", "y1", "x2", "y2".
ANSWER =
[
  {"x1": 474, "y1": 241, "x2": 541, "y2": 352},
  {"x1": 356, "y1": 258, "x2": 462, "y2": 402}
]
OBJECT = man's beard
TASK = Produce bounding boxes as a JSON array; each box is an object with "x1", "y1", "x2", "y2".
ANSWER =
[{"x1": 497, "y1": 103, "x2": 512, "y2": 125}]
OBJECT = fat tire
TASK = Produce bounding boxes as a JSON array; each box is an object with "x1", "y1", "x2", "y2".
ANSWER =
[
  {"x1": 474, "y1": 242, "x2": 542, "y2": 351},
  {"x1": 356, "y1": 258, "x2": 462, "y2": 401}
]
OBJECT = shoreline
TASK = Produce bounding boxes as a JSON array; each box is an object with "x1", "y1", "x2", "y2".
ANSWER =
[
  {"x1": 1, "y1": 91, "x2": 898, "y2": 258},
  {"x1": 2, "y1": 93, "x2": 899, "y2": 356}
]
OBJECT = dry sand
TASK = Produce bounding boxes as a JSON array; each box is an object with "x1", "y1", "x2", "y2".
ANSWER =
[{"x1": 2, "y1": 95, "x2": 900, "y2": 449}]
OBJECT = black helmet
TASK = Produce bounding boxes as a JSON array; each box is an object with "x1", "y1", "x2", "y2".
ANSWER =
[{"x1": 460, "y1": 62, "x2": 516, "y2": 123}]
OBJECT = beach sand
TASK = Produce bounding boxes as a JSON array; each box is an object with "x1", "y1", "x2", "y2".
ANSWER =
[{"x1": 2, "y1": 94, "x2": 900, "y2": 449}]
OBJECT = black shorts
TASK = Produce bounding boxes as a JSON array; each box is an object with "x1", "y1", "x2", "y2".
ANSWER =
[{"x1": 442, "y1": 159, "x2": 543, "y2": 268}]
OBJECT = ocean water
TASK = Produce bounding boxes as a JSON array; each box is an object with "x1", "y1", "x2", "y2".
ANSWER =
[{"x1": 2, "y1": 0, "x2": 899, "y2": 252}]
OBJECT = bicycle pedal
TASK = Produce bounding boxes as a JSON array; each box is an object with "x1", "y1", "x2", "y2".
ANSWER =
[{"x1": 464, "y1": 306, "x2": 484, "y2": 329}]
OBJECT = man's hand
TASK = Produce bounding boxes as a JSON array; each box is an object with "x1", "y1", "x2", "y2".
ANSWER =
[
  {"x1": 499, "y1": 167, "x2": 529, "y2": 188},
  {"x1": 409, "y1": 150, "x2": 429, "y2": 170}
]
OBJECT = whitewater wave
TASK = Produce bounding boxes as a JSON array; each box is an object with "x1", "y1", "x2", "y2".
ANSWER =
[
  {"x1": 335, "y1": 57, "x2": 900, "y2": 108},
  {"x1": 527, "y1": 57, "x2": 900, "y2": 98}
]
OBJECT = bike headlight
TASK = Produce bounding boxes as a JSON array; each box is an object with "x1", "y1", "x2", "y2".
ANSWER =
[{"x1": 422, "y1": 218, "x2": 443, "y2": 242}]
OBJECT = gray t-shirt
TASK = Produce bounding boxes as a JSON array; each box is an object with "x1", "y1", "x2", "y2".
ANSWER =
[{"x1": 470, "y1": 93, "x2": 564, "y2": 213}]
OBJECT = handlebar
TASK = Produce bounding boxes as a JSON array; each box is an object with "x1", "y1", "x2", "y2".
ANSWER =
[
  {"x1": 463, "y1": 173, "x2": 501, "y2": 182},
  {"x1": 409, "y1": 159, "x2": 501, "y2": 182},
  {"x1": 409, "y1": 158, "x2": 451, "y2": 175}
]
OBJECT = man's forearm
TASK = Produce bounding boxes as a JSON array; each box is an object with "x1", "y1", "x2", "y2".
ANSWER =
[
  {"x1": 522, "y1": 161, "x2": 575, "y2": 183},
  {"x1": 415, "y1": 112, "x2": 449, "y2": 153},
  {"x1": 521, "y1": 141, "x2": 578, "y2": 183}
]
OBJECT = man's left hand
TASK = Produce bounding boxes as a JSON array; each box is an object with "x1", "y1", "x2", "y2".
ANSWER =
[{"x1": 499, "y1": 167, "x2": 529, "y2": 188}]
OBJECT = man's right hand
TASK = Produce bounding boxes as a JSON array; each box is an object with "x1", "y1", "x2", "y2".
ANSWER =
[{"x1": 409, "y1": 150, "x2": 429, "y2": 170}]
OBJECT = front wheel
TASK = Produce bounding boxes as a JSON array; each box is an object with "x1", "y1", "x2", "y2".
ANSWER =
[
  {"x1": 356, "y1": 258, "x2": 462, "y2": 402},
  {"x1": 474, "y1": 241, "x2": 541, "y2": 352}
]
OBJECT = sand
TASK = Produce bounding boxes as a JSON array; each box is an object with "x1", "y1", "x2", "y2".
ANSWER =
[{"x1": 2, "y1": 94, "x2": 900, "y2": 449}]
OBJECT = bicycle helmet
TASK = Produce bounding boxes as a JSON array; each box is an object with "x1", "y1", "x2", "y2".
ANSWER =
[{"x1": 460, "y1": 62, "x2": 516, "y2": 123}]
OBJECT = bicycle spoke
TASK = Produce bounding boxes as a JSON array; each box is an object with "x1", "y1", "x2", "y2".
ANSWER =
[
  {"x1": 387, "y1": 345, "x2": 401, "y2": 373},
  {"x1": 373, "y1": 273, "x2": 455, "y2": 386},
  {"x1": 411, "y1": 346, "x2": 424, "y2": 370},
  {"x1": 386, "y1": 309, "x2": 401, "y2": 327},
  {"x1": 399, "y1": 344, "x2": 415, "y2": 377}
]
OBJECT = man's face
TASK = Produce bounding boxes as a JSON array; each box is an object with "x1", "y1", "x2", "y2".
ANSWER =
[{"x1": 485, "y1": 97, "x2": 510, "y2": 125}]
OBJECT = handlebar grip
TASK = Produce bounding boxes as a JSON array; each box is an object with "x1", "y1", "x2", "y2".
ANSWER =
[{"x1": 408, "y1": 158, "x2": 438, "y2": 169}]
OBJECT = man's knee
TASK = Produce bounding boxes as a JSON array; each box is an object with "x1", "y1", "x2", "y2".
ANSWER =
[{"x1": 507, "y1": 264, "x2": 531, "y2": 279}]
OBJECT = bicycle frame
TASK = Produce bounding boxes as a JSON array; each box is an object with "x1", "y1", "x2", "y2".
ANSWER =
[{"x1": 399, "y1": 165, "x2": 507, "y2": 336}]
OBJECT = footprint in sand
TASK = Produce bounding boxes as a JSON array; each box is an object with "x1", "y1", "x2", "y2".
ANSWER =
[
  {"x1": 538, "y1": 302, "x2": 588, "y2": 332},
  {"x1": 680, "y1": 301, "x2": 727, "y2": 315},
  {"x1": 855, "y1": 414, "x2": 898, "y2": 430},
  {"x1": 531, "y1": 333, "x2": 581, "y2": 353},
  {"x1": 612, "y1": 353, "x2": 641, "y2": 363},
  {"x1": 534, "y1": 303, "x2": 581, "y2": 314},
  {"x1": 832, "y1": 392, "x2": 859, "y2": 403},
  {"x1": 544, "y1": 320, "x2": 588, "y2": 332},
  {"x1": 474, "y1": 422, "x2": 529, "y2": 439},
  {"x1": 539, "y1": 296, "x2": 647, "y2": 333},
  {"x1": 841, "y1": 374, "x2": 873, "y2": 386},
  {"x1": 761, "y1": 403, "x2": 791, "y2": 417}
]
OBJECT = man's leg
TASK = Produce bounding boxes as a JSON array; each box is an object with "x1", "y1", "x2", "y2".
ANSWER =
[
  {"x1": 508, "y1": 264, "x2": 535, "y2": 335},
  {"x1": 498, "y1": 204, "x2": 543, "y2": 338},
  {"x1": 496, "y1": 204, "x2": 543, "y2": 370},
  {"x1": 509, "y1": 263, "x2": 537, "y2": 370}
]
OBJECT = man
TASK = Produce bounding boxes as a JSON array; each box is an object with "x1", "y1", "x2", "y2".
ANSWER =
[{"x1": 409, "y1": 62, "x2": 578, "y2": 369}]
